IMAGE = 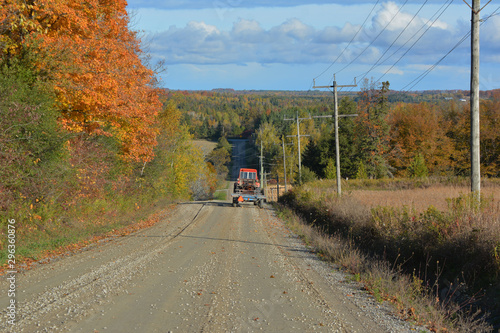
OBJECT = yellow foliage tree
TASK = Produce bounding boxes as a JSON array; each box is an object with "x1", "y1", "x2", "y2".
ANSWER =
[{"x1": 1, "y1": 0, "x2": 162, "y2": 162}]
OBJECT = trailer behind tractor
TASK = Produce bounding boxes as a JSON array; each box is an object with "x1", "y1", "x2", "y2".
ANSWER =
[{"x1": 231, "y1": 168, "x2": 266, "y2": 207}]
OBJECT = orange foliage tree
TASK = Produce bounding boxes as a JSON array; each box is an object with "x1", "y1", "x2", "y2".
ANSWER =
[
  {"x1": 387, "y1": 102, "x2": 456, "y2": 176},
  {"x1": 479, "y1": 92, "x2": 500, "y2": 176},
  {"x1": 0, "y1": 0, "x2": 161, "y2": 162}
]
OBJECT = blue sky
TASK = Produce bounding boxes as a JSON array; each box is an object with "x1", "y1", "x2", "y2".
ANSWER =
[{"x1": 126, "y1": 1, "x2": 500, "y2": 91}]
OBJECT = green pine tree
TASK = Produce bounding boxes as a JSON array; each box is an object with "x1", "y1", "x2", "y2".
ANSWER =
[
  {"x1": 324, "y1": 158, "x2": 336, "y2": 179},
  {"x1": 408, "y1": 154, "x2": 428, "y2": 179},
  {"x1": 355, "y1": 161, "x2": 368, "y2": 179}
]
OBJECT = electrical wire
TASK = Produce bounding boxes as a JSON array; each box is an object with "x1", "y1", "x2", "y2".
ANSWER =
[
  {"x1": 376, "y1": 0, "x2": 454, "y2": 85},
  {"x1": 313, "y1": 0, "x2": 381, "y2": 82},
  {"x1": 354, "y1": 0, "x2": 429, "y2": 86},
  {"x1": 345, "y1": 0, "x2": 453, "y2": 91},
  {"x1": 334, "y1": 0, "x2": 409, "y2": 78},
  {"x1": 401, "y1": 5, "x2": 500, "y2": 92}
]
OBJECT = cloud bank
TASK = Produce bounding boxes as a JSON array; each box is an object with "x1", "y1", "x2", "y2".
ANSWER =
[{"x1": 149, "y1": 3, "x2": 463, "y2": 68}]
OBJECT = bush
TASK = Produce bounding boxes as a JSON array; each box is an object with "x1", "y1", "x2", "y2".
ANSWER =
[
  {"x1": 300, "y1": 166, "x2": 318, "y2": 184},
  {"x1": 280, "y1": 180, "x2": 500, "y2": 330},
  {"x1": 324, "y1": 158, "x2": 336, "y2": 180},
  {"x1": 408, "y1": 154, "x2": 428, "y2": 179},
  {"x1": 0, "y1": 64, "x2": 67, "y2": 211},
  {"x1": 355, "y1": 161, "x2": 368, "y2": 179}
]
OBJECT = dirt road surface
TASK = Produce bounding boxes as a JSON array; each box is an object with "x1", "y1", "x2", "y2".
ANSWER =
[{"x1": 0, "y1": 201, "x2": 424, "y2": 333}]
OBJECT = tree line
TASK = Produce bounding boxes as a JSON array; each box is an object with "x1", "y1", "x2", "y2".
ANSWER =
[
  {"x1": 0, "y1": 0, "x2": 217, "y2": 256},
  {"x1": 173, "y1": 82, "x2": 500, "y2": 182}
]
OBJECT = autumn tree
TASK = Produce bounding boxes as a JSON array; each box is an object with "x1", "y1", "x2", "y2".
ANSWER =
[
  {"x1": 145, "y1": 102, "x2": 214, "y2": 199},
  {"x1": 479, "y1": 93, "x2": 500, "y2": 176},
  {"x1": 387, "y1": 102, "x2": 456, "y2": 176},
  {"x1": 0, "y1": 64, "x2": 66, "y2": 211},
  {"x1": 0, "y1": 0, "x2": 162, "y2": 162},
  {"x1": 353, "y1": 80, "x2": 392, "y2": 178},
  {"x1": 441, "y1": 101, "x2": 471, "y2": 176},
  {"x1": 206, "y1": 145, "x2": 230, "y2": 183}
]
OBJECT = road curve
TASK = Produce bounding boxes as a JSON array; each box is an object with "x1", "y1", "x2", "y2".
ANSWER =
[{"x1": 0, "y1": 201, "x2": 421, "y2": 332}]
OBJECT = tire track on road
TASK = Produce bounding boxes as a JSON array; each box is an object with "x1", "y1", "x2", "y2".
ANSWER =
[{"x1": 0, "y1": 204, "x2": 207, "y2": 332}]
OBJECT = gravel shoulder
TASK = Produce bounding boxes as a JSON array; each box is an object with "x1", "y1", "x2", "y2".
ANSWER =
[{"x1": 0, "y1": 201, "x2": 425, "y2": 332}]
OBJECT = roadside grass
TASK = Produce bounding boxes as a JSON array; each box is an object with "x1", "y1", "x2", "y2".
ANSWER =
[
  {"x1": 345, "y1": 179, "x2": 499, "y2": 213},
  {"x1": 214, "y1": 190, "x2": 228, "y2": 201},
  {"x1": 213, "y1": 181, "x2": 231, "y2": 201},
  {"x1": 0, "y1": 193, "x2": 173, "y2": 272},
  {"x1": 192, "y1": 140, "x2": 217, "y2": 156},
  {"x1": 1, "y1": 135, "x2": 223, "y2": 271},
  {"x1": 277, "y1": 178, "x2": 500, "y2": 332}
]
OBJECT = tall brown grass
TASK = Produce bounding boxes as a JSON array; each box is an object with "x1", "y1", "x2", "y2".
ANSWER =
[{"x1": 279, "y1": 178, "x2": 500, "y2": 332}]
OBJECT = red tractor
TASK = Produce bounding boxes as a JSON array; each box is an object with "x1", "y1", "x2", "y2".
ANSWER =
[{"x1": 232, "y1": 168, "x2": 266, "y2": 207}]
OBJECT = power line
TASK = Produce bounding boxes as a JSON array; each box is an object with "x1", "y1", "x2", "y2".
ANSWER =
[
  {"x1": 346, "y1": 0, "x2": 453, "y2": 91},
  {"x1": 401, "y1": 5, "x2": 499, "y2": 92},
  {"x1": 354, "y1": 0, "x2": 429, "y2": 86},
  {"x1": 313, "y1": 0, "x2": 381, "y2": 82},
  {"x1": 334, "y1": 0, "x2": 409, "y2": 78},
  {"x1": 313, "y1": 76, "x2": 357, "y2": 196},
  {"x1": 376, "y1": 0, "x2": 455, "y2": 86}
]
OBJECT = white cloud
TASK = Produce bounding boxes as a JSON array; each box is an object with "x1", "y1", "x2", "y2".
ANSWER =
[
  {"x1": 150, "y1": 17, "x2": 385, "y2": 65},
  {"x1": 231, "y1": 19, "x2": 266, "y2": 43},
  {"x1": 187, "y1": 21, "x2": 220, "y2": 35},
  {"x1": 138, "y1": 1, "x2": 499, "y2": 90},
  {"x1": 271, "y1": 18, "x2": 314, "y2": 41},
  {"x1": 482, "y1": 15, "x2": 500, "y2": 48},
  {"x1": 381, "y1": 65, "x2": 404, "y2": 75}
]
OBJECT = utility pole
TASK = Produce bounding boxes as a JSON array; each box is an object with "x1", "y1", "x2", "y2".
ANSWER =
[
  {"x1": 284, "y1": 111, "x2": 310, "y2": 184},
  {"x1": 260, "y1": 133, "x2": 264, "y2": 190},
  {"x1": 470, "y1": 0, "x2": 481, "y2": 198},
  {"x1": 313, "y1": 76, "x2": 357, "y2": 196},
  {"x1": 282, "y1": 136, "x2": 288, "y2": 192},
  {"x1": 463, "y1": 0, "x2": 492, "y2": 198}
]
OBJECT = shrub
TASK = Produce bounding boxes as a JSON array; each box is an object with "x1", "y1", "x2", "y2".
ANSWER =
[
  {"x1": 408, "y1": 154, "x2": 428, "y2": 179},
  {"x1": 280, "y1": 179, "x2": 500, "y2": 330},
  {"x1": 324, "y1": 158, "x2": 336, "y2": 180},
  {"x1": 300, "y1": 166, "x2": 318, "y2": 184},
  {"x1": 355, "y1": 161, "x2": 368, "y2": 179},
  {"x1": 0, "y1": 64, "x2": 67, "y2": 211}
]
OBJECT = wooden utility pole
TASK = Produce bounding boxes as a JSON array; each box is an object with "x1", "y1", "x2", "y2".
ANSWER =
[
  {"x1": 313, "y1": 76, "x2": 357, "y2": 196},
  {"x1": 284, "y1": 112, "x2": 310, "y2": 184},
  {"x1": 470, "y1": 0, "x2": 481, "y2": 198},
  {"x1": 260, "y1": 130, "x2": 264, "y2": 190},
  {"x1": 282, "y1": 136, "x2": 288, "y2": 192}
]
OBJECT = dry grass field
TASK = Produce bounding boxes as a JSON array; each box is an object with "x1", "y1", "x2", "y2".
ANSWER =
[
  {"x1": 280, "y1": 179, "x2": 500, "y2": 332},
  {"x1": 348, "y1": 185, "x2": 500, "y2": 212},
  {"x1": 192, "y1": 139, "x2": 217, "y2": 156}
]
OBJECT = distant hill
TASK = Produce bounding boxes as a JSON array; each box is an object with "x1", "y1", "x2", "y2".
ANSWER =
[{"x1": 162, "y1": 88, "x2": 500, "y2": 101}]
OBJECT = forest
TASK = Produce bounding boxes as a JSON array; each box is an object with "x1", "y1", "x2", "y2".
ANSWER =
[
  {"x1": 0, "y1": 0, "x2": 217, "y2": 263},
  {"x1": 170, "y1": 84, "x2": 500, "y2": 183}
]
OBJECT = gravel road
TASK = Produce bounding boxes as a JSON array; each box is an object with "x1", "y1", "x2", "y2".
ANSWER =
[{"x1": 0, "y1": 200, "x2": 426, "y2": 333}]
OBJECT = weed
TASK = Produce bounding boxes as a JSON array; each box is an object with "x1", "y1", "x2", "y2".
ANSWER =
[{"x1": 278, "y1": 178, "x2": 500, "y2": 332}]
